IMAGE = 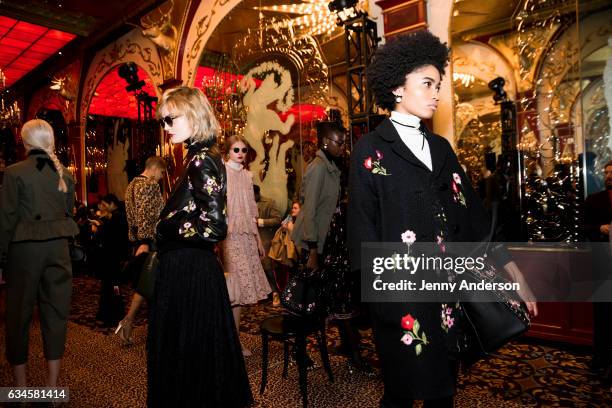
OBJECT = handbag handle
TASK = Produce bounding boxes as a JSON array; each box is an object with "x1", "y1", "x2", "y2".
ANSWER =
[
  {"x1": 468, "y1": 202, "x2": 499, "y2": 259},
  {"x1": 482, "y1": 201, "x2": 499, "y2": 256}
]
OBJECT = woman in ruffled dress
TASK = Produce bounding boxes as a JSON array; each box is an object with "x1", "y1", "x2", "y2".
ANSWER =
[
  {"x1": 148, "y1": 87, "x2": 252, "y2": 407},
  {"x1": 222, "y1": 135, "x2": 271, "y2": 356}
]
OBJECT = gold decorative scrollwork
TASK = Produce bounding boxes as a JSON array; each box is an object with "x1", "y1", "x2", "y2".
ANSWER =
[
  {"x1": 233, "y1": 17, "x2": 328, "y2": 105},
  {"x1": 185, "y1": 0, "x2": 231, "y2": 83},
  {"x1": 96, "y1": 39, "x2": 161, "y2": 79},
  {"x1": 80, "y1": 36, "x2": 162, "y2": 123}
]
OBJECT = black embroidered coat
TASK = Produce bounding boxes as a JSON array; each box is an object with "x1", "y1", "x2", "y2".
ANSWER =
[
  {"x1": 348, "y1": 119, "x2": 492, "y2": 399},
  {"x1": 156, "y1": 141, "x2": 227, "y2": 253}
]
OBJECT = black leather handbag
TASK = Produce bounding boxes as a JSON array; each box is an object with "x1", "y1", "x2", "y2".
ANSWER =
[
  {"x1": 461, "y1": 262, "x2": 531, "y2": 354},
  {"x1": 136, "y1": 251, "x2": 158, "y2": 300},
  {"x1": 69, "y1": 241, "x2": 86, "y2": 263},
  {"x1": 281, "y1": 263, "x2": 328, "y2": 317},
  {"x1": 460, "y1": 203, "x2": 531, "y2": 356}
]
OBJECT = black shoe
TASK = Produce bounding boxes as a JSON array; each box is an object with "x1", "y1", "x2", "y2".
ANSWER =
[
  {"x1": 290, "y1": 353, "x2": 318, "y2": 371},
  {"x1": 329, "y1": 343, "x2": 349, "y2": 357},
  {"x1": 347, "y1": 358, "x2": 376, "y2": 377},
  {"x1": 601, "y1": 364, "x2": 612, "y2": 385},
  {"x1": 590, "y1": 358, "x2": 607, "y2": 373}
]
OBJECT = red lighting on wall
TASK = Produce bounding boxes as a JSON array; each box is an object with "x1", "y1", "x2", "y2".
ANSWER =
[
  {"x1": 195, "y1": 65, "x2": 262, "y2": 98},
  {"x1": 279, "y1": 104, "x2": 327, "y2": 123},
  {"x1": 0, "y1": 16, "x2": 76, "y2": 87},
  {"x1": 88, "y1": 65, "x2": 156, "y2": 119}
]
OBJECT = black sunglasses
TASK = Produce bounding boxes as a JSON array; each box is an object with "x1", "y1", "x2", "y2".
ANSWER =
[
  {"x1": 233, "y1": 147, "x2": 248, "y2": 154},
  {"x1": 159, "y1": 115, "x2": 180, "y2": 127},
  {"x1": 326, "y1": 136, "x2": 346, "y2": 147}
]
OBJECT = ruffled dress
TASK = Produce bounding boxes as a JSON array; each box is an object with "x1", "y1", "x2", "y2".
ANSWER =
[{"x1": 222, "y1": 162, "x2": 271, "y2": 305}]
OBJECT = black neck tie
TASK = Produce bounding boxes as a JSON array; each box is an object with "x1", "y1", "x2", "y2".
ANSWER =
[{"x1": 36, "y1": 157, "x2": 57, "y2": 172}]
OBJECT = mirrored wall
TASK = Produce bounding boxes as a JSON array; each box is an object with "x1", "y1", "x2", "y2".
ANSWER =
[
  {"x1": 195, "y1": 0, "x2": 349, "y2": 216},
  {"x1": 450, "y1": 0, "x2": 611, "y2": 241}
]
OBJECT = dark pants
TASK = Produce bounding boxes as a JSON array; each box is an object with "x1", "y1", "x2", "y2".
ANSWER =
[
  {"x1": 5, "y1": 239, "x2": 72, "y2": 365},
  {"x1": 262, "y1": 254, "x2": 279, "y2": 293},
  {"x1": 592, "y1": 245, "x2": 612, "y2": 370},
  {"x1": 381, "y1": 395, "x2": 453, "y2": 408},
  {"x1": 593, "y1": 302, "x2": 612, "y2": 368}
]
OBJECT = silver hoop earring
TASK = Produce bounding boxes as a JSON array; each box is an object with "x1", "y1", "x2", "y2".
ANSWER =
[{"x1": 395, "y1": 95, "x2": 402, "y2": 103}]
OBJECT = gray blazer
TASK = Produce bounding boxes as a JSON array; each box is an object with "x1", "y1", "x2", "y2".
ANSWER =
[
  {"x1": 0, "y1": 150, "x2": 78, "y2": 258},
  {"x1": 292, "y1": 149, "x2": 341, "y2": 254}
]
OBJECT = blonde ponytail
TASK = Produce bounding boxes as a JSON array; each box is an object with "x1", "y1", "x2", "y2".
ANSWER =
[
  {"x1": 21, "y1": 119, "x2": 68, "y2": 193},
  {"x1": 45, "y1": 148, "x2": 68, "y2": 192}
]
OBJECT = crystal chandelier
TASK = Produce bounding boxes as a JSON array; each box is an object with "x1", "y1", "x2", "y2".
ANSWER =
[
  {"x1": 254, "y1": 0, "x2": 358, "y2": 37},
  {"x1": 0, "y1": 69, "x2": 21, "y2": 128}
]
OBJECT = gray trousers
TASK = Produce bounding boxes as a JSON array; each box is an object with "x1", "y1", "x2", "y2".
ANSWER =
[
  {"x1": 261, "y1": 240, "x2": 279, "y2": 293},
  {"x1": 5, "y1": 239, "x2": 72, "y2": 365}
]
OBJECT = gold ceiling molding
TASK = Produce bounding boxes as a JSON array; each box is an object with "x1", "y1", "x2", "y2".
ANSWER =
[
  {"x1": 488, "y1": 24, "x2": 559, "y2": 93},
  {"x1": 183, "y1": 0, "x2": 236, "y2": 86}
]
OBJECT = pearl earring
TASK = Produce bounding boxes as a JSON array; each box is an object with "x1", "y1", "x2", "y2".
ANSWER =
[
  {"x1": 395, "y1": 95, "x2": 402, "y2": 103},
  {"x1": 323, "y1": 143, "x2": 328, "y2": 149}
]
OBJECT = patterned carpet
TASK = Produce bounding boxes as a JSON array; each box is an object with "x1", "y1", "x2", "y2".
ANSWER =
[{"x1": 0, "y1": 275, "x2": 609, "y2": 407}]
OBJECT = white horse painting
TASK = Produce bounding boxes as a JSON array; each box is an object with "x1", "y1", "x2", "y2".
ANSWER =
[{"x1": 239, "y1": 61, "x2": 295, "y2": 215}]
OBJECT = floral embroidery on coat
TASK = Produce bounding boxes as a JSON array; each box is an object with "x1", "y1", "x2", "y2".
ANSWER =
[
  {"x1": 400, "y1": 229, "x2": 416, "y2": 257},
  {"x1": 203, "y1": 176, "x2": 223, "y2": 195},
  {"x1": 179, "y1": 222, "x2": 197, "y2": 237},
  {"x1": 363, "y1": 150, "x2": 391, "y2": 175},
  {"x1": 400, "y1": 313, "x2": 428, "y2": 356},
  {"x1": 440, "y1": 303, "x2": 456, "y2": 333},
  {"x1": 191, "y1": 149, "x2": 209, "y2": 167},
  {"x1": 183, "y1": 200, "x2": 197, "y2": 213},
  {"x1": 401, "y1": 229, "x2": 416, "y2": 244},
  {"x1": 451, "y1": 172, "x2": 467, "y2": 207}
]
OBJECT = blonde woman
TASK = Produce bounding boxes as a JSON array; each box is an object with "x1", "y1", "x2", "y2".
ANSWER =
[
  {"x1": 149, "y1": 87, "x2": 252, "y2": 407},
  {"x1": 0, "y1": 119, "x2": 78, "y2": 387}
]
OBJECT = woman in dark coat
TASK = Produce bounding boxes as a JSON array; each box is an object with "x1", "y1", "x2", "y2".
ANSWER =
[
  {"x1": 347, "y1": 31, "x2": 537, "y2": 407},
  {"x1": 95, "y1": 193, "x2": 129, "y2": 327},
  {"x1": 0, "y1": 119, "x2": 78, "y2": 387},
  {"x1": 148, "y1": 87, "x2": 252, "y2": 407}
]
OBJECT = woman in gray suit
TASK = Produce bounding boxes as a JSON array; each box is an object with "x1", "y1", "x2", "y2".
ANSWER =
[{"x1": 0, "y1": 119, "x2": 78, "y2": 387}]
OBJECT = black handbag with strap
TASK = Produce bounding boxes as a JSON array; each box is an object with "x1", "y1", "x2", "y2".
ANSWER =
[
  {"x1": 461, "y1": 262, "x2": 531, "y2": 354},
  {"x1": 69, "y1": 241, "x2": 86, "y2": 263},
  {"x1": 460, "y1": 202, "x2": 531, "y2": 357},
  {"x1": 281, "y1": 249, "x2": 329, "y2": 317},
  {"x1": 136, "y1": 251, "x2": 158, "y2": 300}
]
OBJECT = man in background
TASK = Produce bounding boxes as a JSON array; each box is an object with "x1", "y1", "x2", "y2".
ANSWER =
[{"x1": 254, "y1": 185, "x2": 282, "y2": 305}]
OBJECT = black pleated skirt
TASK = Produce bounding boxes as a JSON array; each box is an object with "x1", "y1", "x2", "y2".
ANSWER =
[{"x1": 147, "y1": 247, "x2": 253, "y2": 407}]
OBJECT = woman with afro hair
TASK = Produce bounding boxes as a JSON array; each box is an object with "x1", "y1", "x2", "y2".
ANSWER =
[{"x1": 347, "y1": 30, "x2": 537, "y2": 407}]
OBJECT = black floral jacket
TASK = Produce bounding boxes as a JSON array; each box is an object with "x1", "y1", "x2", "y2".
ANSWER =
[{"x1": 156, "y1": 141, "x2": 227, "y2": 252}]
